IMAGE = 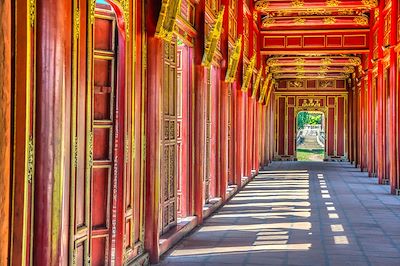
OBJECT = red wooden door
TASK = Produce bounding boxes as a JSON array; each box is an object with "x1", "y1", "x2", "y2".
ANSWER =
[
  {"x1": 91, "y1": 9, "x2": 124, "y2": 265},
  {"x1": 161, "y1": 40, "x2": 178, "y2": 234}
]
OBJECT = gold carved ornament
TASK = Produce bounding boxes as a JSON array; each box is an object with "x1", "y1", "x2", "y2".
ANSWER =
[
  {"x1": 295, "y1": 58, "x2": 305, "y2": 65},
  {"x1": 262, "y1": 17, "x2": 276, "y2": 27},
  {"x1": 302, "y1": 99, "x2": 321, "y2": 107},
  {"x1": 326, "y1": 0, "x2": 340, "y2": 7},
  {"x1": 29, "y1": 0, "x2": 36, "y2": 27},
  {"x1": 354, "y1": 16, "x2": 369, "y2": 26},
  {"x1": 338, "y1": 9, "x2": 354, "y2": 15},
  {"x1": 289, "y1": 80, "x2": 303, "y2": 88},
  {"x1": 292, "y1": 0, "x2": 304, "y2": 8},
  {"x1": 259, "y1": 73, "x2": 272, "y2": 103},
  {"x1": 362, "y1": 0, "x2": 378, "y2": 9},
  {"x1": 202, "y1": 6, "x2": 225, "y2": 68},
  {"x1": 323, "y1": 17, "x2": 336, "y2": 24},
  {"x1": 267, "y1": 58, "x2": 279, "y2": 66},
  {"x1": 254, "y1": 1, "x2": 270, "y2": 12},
  {"x1": 348, "y1": 57, "x2": 361, "y2": 65},
  {"x1": 320, "y1": 80, "x2": 334, "y2": 88},
  {"x1": 241, "y1": 55, "x2": 257, "y2": 92},
  {"x1": 225, "y1": 35, "x2": 243, "y2": 83},
  {"x1": 114, "y1": 0, "x2": 130, "y2": 39},
  {"x1": 294, "y1": 18, "x2": 306, "y2": 25},
  {"x1": 321, "y1": 57, "x2": 333, "y2": 65},
  {"x1": 264, "y1": 79, "x2": 276, "y2": 106},
  {"x1": 155, "y1": 0, "x2": 182, "y2": 41},
  {"x1": 252, "y1": 66, "x2": 264, "y2": 98}
]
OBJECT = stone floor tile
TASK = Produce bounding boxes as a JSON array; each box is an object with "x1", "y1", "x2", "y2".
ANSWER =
[{"x1": 156, "y1": 162, "x2": 400, "y2": 266}]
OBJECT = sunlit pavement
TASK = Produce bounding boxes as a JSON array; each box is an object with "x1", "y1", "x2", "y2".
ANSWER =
[{"x1": 157, "y1": 162, "x2": 400, "y2": 266}]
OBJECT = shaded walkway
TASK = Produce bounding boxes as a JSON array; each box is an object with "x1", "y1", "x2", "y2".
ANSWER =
[{"x1": 157, "y1": 162, "x2": 400, "y2": 266}]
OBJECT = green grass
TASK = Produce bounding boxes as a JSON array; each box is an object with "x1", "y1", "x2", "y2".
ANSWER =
[{"x1": 296, "y1": 149, "x2": 325, "y2": 161}]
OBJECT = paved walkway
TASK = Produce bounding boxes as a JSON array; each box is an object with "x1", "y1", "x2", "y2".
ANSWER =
[{"x1": 157, "y1": 162, "x2": 400, "y2": 266}]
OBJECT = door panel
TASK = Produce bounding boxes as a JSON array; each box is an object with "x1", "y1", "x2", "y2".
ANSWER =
[
  {"x1": 161, "y1": 40, "x2": 178, "y2": 234},
  {"x1": 91, "y1": 13, "x2": 116, "y2": 263}
]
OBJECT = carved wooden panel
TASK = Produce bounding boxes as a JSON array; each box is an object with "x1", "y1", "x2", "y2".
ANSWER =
[
  {"x1": 91, "y1": 11, "x2": 117, "y2": 265},
  {"x1": 161, "y1": 40, "x2": 178, "y2": 234},
  {"x1": 262, "y1": 30, "x2": 369, "y2": 53}
]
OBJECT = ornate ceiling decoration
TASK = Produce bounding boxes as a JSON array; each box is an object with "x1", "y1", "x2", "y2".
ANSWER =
[{"x1": 254, "y1": 0, "x2": 378, "y2": 12}]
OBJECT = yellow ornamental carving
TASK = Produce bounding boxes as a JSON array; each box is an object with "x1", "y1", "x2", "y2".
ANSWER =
[
  {"x1": 225, "y1": 36, "x2": 243, "y2": 83},
  {"x1": 321, "y1": 57, "x2": 333, "y2": 65},
  {"x1": 252, "y1": 67, "x2": 264, "y2": 98},
  {"x1": 362, "y1": 0, "x2": 378, "y2": 8},
  {"x1": 344, "y1": 66, "x2": 355, "y2": 73},
  {"x1": 320, "y1": 65, "x2": 329, "y2": 71},
  {"x1": 289, "y1": 80, "x2": 303, "y2": 88},
  {"x1": 271, "y1": 66, "x2": 281, "y2": 72},
  {"x1": 155, "y1": 0, "x2": 182, "y2": 41},
  {"x1": 338, "y1": 9, "x2": 354, "y2": 15},
  {"x1": 259, "y1": 73, "x2": 272, "y2": 103},
  {"x1": 267, "y1": 58, "x2": 279, "y2": 66},
  {"x1": 114, "y1": 0, "x2": 130, "y2": 39},
  {"x1": 265, "y1": 79, "x2": 276, "y2": 105},
  {"x1": 262, "y1": 17, "x2": 276, "y2": 27},
  {"x1": 254, "y1": 0, "x2": 270, "y2": 12},
  {"x1": 354, "y1": 16, "x2": 369, "y2": 26},
  {"x1": 320, "y1": 80, "x2": 334, "y2": 88},
  {"x1": 294, "y1": 18, "x2": 306, "y2": 25},
  {"x1": 302, "y1": 99, "x2": 321, "y2": 107},
  {"x1": 323, "y1": 17, "x2": 336, "y2": 24},
  {"x1": 295, "y1": 58, "x2": 305, "y2": 65},
  {"x1": 292, "y1": 0, "x2": 304, "y2": 7},
  {"x1": 326, "y1": 0, "x2": 340, "y2": 7},
  {"x1": 202, "y1": 6, "x2": 225, "y2": 68},
  {"x1": 348, "y1": 57, "x2": 361, "y2": 65},
  {"x1": 242, "y1": 55, "x2": 257, "y2": 92},
  {"x1": 295, "y1": 65, "x2": 304, "y2": 72}
]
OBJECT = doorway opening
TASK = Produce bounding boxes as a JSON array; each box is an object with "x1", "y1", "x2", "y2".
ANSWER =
[{"x1": 296, "y1": 111, "x2": 325, "y2": 161}]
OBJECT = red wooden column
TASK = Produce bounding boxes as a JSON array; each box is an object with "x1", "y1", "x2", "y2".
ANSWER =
[
  {"x1": 377, "y1": 0, "x2": 385, "y2": 182},
  {"x1": 367, "y1": 12, "x2": 375, "y2": 177},
  {"x1": 144, "y1": 0, "x2": 163, "y2": 262},
  {"x1": 234, "y1": 0, "x2": 244, "y2": 186},
  {"x1": 193, "y1": 0, "x2": 206, "y2": 222},
  {"x1": 389, "y1": 0, "x2": 398, "y2": 193},
  {"x1": 219, "y1": 0, "x2": 230, "y2": 200},
  {"x1": 0, "y1": 0, "x2": 11, "y2": 264},
  {"x1": 34, "y1": 0, "x2": 72, "y2": 264}
]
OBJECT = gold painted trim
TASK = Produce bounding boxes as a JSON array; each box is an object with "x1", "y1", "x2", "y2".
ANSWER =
[
  {"x1": 155, "y1": 0, "x2": 182, "y2": 41},
  {"x1": 202, "y1": 6, "x2": 225, "y2": 68},
  {"x1": 242, "y1": 54, "x2": 256, "y2": 92}
]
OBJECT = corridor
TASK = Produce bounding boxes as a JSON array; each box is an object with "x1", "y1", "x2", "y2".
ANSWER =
[{"x1": 158, "y1": 162, "x2": 400, "y2": 266}]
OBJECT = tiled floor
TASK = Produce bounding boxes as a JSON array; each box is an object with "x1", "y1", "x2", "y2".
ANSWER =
[{"x1": 157, "y1": 162, "x2": 400, "y2": 266}]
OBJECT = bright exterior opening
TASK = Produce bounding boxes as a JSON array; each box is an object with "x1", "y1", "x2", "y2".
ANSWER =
[{"x1": 296, "y1": 111, "x2": 325, "y2": 161}]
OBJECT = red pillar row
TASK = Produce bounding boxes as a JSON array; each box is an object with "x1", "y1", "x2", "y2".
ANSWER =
[{"x1": 355, "y1": 1, "x2": 399, "y2": 194}]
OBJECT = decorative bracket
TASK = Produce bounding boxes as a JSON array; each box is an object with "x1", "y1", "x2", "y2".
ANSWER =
[
  {"x1": 155, "y1": 0, "x2": 182, "y2": 41},
  {"x1": 251, "y1": 66, "x2": 263, "y2": 98},
  {"x1": 225, "y1": 35, "x2": 242, "y2": 83},
  {"x1": 259, "y1": 73, "x2": 272, "y2": 103},
  {"x1": 202, "y1": 6, "x2": 225, "y2": 68},
  {"x1": 241, "y1": 55, "x2": 256, "y2": 92},
  {"x1": 264, "y1": 79, "x2": 275, "y2": 106}
]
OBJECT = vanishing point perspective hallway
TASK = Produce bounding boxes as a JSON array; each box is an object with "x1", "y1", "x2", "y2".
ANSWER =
[{"x1": 158, "y1": 162, "x2": 400, "y2": 266}]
